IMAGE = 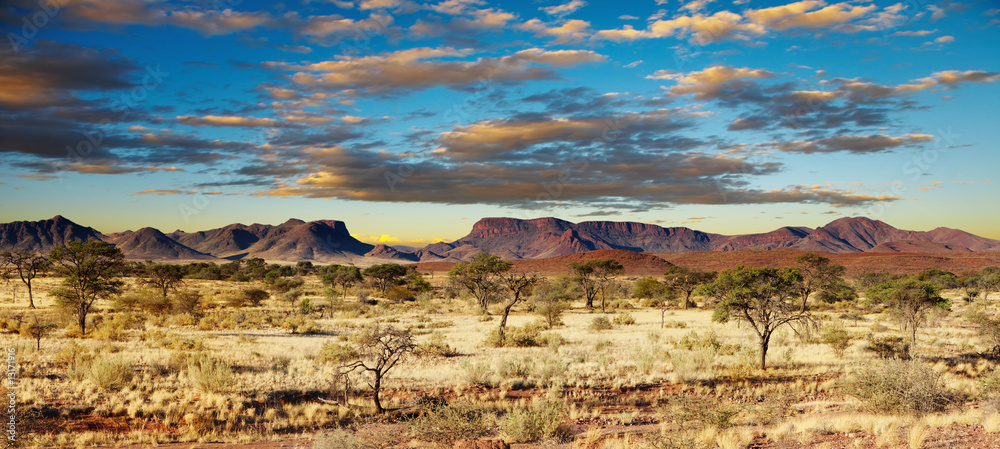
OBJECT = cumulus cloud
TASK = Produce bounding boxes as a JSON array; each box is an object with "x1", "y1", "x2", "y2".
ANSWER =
[
  {"x1": 519, "y1": 18, "x2": 592, "y2": 43},
  {"x1": 23, "y1": 0, "x2": 274, "y2": 35},
  {"x1": 594, "y1": 1, "x2": 908, "y2": 44},
  {"x1": 651, "y1": 66, "x2": 774, "y2": 100},
  {"x1": 280, "y1": 47, "x2": 606, "y2": 94}
]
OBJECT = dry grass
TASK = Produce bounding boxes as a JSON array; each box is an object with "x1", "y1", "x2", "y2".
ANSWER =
[{"x1": 3, "y1": 275, "x2": 999, "y2": 447}]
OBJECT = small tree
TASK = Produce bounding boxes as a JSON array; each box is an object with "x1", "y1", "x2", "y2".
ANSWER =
[
  {"x1": 322, "y1": 265, "x2": 363, "y2": 300},
  {"x1": 49, "y1": 240, "x2": 126, "y2": 335},
  {"x1": 1, "y1": 250, "x2": 49, "y2": 309},
  {"x1": 339, "y1": 324, "x2": 416, "y2": 413},
  {"x1": 570, "y1": 259, "x2": 624, "y2": 312},
  {"x1": 140, "y1": 262, "x2": 185, "y2": 298},
  {"x1": 866, "y1": 276, "x2": 949, "y2": 350},
  {"x1": 663, "y1": 266, "x2": 716, "y2": 309},
  {"x1": 20, "y1": 318, "x2": 57, "y2": 350},
  {"x1": 531, "y1": 278, "x2": 572, "y2": 329},
  {"x1": 448, "y1": 254, "x2": 510, "y2": 311},
  {"x1": 241, "y1": 288, "x2": 270, "y2": 307},
  {"x1": 496, "y1": 271, "x2": 539, "y2": 346},
  {"x1": 705, "y1": 266, "x2": 814, "y2": 369},
  {"x1": 795, "y1": 252, "x2": 848, "y2": 312},
  {"x1": 362, "y1": 264, "x2": 409, "y2": 297}
]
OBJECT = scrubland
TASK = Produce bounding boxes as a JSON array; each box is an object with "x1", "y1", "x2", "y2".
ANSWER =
[{"x1": 2, "y1": 271, "x2": 1000, "y2": 449}]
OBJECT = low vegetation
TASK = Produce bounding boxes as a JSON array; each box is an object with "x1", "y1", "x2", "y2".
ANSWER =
[{"x1": 2, "y1": 247, "x2": 999, "y2": 448}]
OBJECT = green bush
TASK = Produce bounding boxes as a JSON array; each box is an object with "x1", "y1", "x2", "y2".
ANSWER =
[
  {"x1": 317, "y1": 341, "x2": 359, "y2": 364},
  {"x1": 840, "y1": 358, "x2": 953, "y2": 414},
  {"x1": 485, "y1": 322, "x2": 546, "y2": 347},
  {"x1": 820, "y1": 324, "x2": 854, "y2": 358},
  {"x1": 410, "y1": 402, "x2": 498, "y2": 448},
  {"x1": 416, "y1": 332, "x2": 458, "y2": 357}
]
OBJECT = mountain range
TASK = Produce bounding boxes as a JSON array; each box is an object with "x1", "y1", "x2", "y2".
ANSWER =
[{"x1": 0, "y1": 215, "x2": 997, "y2": 264}]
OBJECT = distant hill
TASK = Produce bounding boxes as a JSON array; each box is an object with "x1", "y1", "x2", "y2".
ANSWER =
[
  {"x1": 1, "y1": 215, "x2": 997, "y2": 264},
  {"x1": 108, "y1": 227, "x2": 214, "y2": 260},
  {"x1": 0, "y1": 216, "x2": 105, "y2": 253},
  {"x1": 404, "y1": 216, "x2": 1000, "y2": 261}
]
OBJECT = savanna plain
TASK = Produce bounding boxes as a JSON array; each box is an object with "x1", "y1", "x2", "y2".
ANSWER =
[{"x1": 4, "y1": 251, "x2": 1000, "y2": 449}]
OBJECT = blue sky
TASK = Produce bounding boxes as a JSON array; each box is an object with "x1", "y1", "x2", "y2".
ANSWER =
[{"x1": 1, "y1": 0, "x2": 998, "y2": 246}]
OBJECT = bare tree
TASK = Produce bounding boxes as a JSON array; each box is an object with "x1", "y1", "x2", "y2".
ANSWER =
[
  {"x1": 1, "y1": 250, "x2": 49, "y2": 309},
  {"x1": 339, "y1": 324, "x2": 416, "y2": 413}
]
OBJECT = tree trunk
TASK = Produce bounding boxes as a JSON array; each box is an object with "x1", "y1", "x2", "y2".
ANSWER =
[
  {"x1": 373, "y1": 374, "x2": 384, "y2": 413},
  {"x1": 800, "y1": 289, "x2": 810, "y2": 313},
  {"x1": 661, "y1": 307, "x2": 666, "y2": 328},
  {"x1": 910, "y1": 325, "x2": 917, "y2": 352},
  {"x1": 759, "y1": 332, "x2": 771, "y2": 370},
  {"x1": 27, "y1": 281, "x2": 34, "y2": 309},
  {"x1": 585, "y1": 292, "x2": 594, "y2": 309},
  {"x1": 498, "y1": 301, "x2": 515, "y2": 346},
  {"x1": 78, "y1": 308, "x2": 87, "y2": 335},
  {"x1": 683, "y1": 291, "x2": 690, "y2": 309},
  {"x1": 600, "y1": 289, "x2": 606, "y2": 313}
]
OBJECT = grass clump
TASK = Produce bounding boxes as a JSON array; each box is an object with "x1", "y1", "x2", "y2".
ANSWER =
[
  {"x1": 840, "y1": 358, "x2": 953, "y2": 414},
  {"x1": 589, "y1": 316, "x2": 613, "y2": 331},
  {"x1": 186, "y1": 354, "x2": 235, "y2": 393},
  {"x1": 86, "y1": 355, "x2": 133, "y2": 390}
]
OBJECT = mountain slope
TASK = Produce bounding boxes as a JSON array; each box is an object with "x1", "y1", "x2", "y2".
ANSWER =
[
  {"x1": 0, "y1": 216, "x2": 106, "y2": 252},
  {"x1": 110, "y1": 227, "x2": 214, "y2": 260}
]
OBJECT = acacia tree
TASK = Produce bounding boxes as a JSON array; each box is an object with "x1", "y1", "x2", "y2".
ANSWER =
[
  {"x1": 663, "y1": 266, "x2": 716, "y2": 309},
  {"x1": 322, "y1": 265, "x2": 363, "y2": 300},
  {"x1": 496, "y1": 271, "x2": 539, "y2": 346},
  {"x1": 795, "y1": 252, "x2": 848, "y2": 312},
  {"x1": 1, "y1": 250, "x2": 49, "y2": 309},
  {"x1": 140, "y1": 262, "x2": 185, "y2": 298},
  {"x1": 569, "y1": 261, "x2": 599, "y2": 309},
  {"x1": 570, "y1": 259, "x2": 624, "y2": 311},
  {"x1": 705, "y1": 266, "x2": 814, "y2": 370},
  {"x1": 531, "y1": 278, "x2": 572, "y2": 329},
  {"x1": 866, "y1": 276, "x2": 949, "y2": 350},
  {"x1": 49, "y1": 240, "x2": 126, "y2": 335},
  {"x1": 20, "y1": 318, "x2": 57, "y2": 350},
  {"x1": 338, "y1": 324, "x2": 416, "y2": 413},
  {"x1": 362, "y1": 264, "x2": 409, "y2": 297},
  {"x1": 448, "y1": 254, "x2": 510, "y2": 311}
]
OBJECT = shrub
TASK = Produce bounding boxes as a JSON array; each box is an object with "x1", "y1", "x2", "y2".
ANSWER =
[
  {"x1": 865, "y1": 334, "x2": 910, "y2": 359},
  {"x1": 317, "y1": 341, "x2": 358, "y2": 364},
  {"x1": 820, "y1": 324, "x2": 854, "y2": 358},
  {"x1": 673, "y1": 396, "x2": 741, "y2": 429},
  {"x1": 589, "y1": 316, "x2": 613, "y2": 331},
  {"x1": 675, "y1": 330, "x2": 723, "y2": 351},
  {"x1": 187, "y1": 354, "x2": 234, "y2": 393},
  {"x1": 282, "y1": 288, "x2": 303, "y2": 303},
  {"x1": 840, "y1": 358, "x2": 953, "y2": 414},
  {"x1": 416, "y1": 332, "x2": 458, "y2": 357},
  {"x1": 485, "y1": 322, "x2": 545, "y2": 347},
  {"x1": 87, "y1": 355, "x2": 133, "y2": 390},
  {"x1": 613, "y1": 312, "x2": 637, "y2": 326},
  {"x1": 461, "y1": 361, "x2": 495, "y2": 387},
  {"x1": 410, "y1": 402, "x2": 498, "y2": 448},
  {"x1": 499, "y1": 396, "x2": 572, "y2": 444},
  {"x1": 172, "y1": 290, "x2": 202, "y2": 315},
  {"x1": 241, "y1": 288, "x2": 269, "y2": 307}
]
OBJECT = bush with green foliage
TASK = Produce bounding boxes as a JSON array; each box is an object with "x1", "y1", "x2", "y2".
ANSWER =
[
  {"x1": 589, "y1": 316, "x2": 613, "y2": 331},
  {"x1": 86, "y1": 355, "x2": 133, "y2": 390},
  {"x1": 820, "y1": 324, "x2": 854, "y2": 358}
]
